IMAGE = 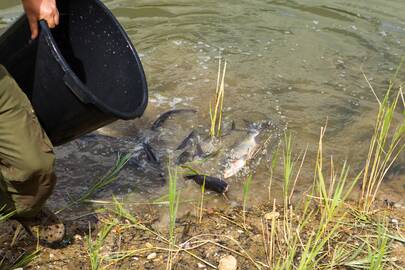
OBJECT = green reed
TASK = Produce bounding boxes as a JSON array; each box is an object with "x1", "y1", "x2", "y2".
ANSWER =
[
  {"x1": 57, "y1": 152, "x2": 132, "y2": 214},
  {"x1": 242, "y1": 174, "x2": 253, "y2": 227},
  {"x1": 87, "y1": 220, "x2": 117, "y2": 270},
  {"x1": 167, "y1": 165, "x2": 180, "y2": 270},
  {"x1": 360, "y1": 83, "x2": 404, "y2": 212}
]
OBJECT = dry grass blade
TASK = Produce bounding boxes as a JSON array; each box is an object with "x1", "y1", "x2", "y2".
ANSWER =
[{"x1": 209, "y1": 58, "x2": 227, "y2": 138}]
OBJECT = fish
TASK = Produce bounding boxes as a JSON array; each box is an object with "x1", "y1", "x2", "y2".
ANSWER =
[
  {"x1": 185, "y1": 174, "x2": 229, "y2": 194},
  {"x1": 142, "y1": 142, "x2": 160, "y2": 165},
  {"x1": 223, "y1": 129, "x2": 260, "y2": 178},
  {"x1": 175, "y1": 130, "x2": 219, "y2": 165},
  {"x1": 151, "y1": 109, "x2": 197, "y2": 130},
  {"x1": 176, "y1": 149, "x2": 195, "y2": 165},
  {"x1": 176, "y1": 130, "x2": 198, "y2": 150}
]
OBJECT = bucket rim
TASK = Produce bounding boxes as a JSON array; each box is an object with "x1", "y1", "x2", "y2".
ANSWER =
[{"x1": 38, "y1": 0, "x2": 148, "y2": 120}]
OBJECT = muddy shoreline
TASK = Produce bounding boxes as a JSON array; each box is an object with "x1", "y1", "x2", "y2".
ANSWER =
[{"x1": 1, "y1": 192, "x2": 404, "y2": 270}]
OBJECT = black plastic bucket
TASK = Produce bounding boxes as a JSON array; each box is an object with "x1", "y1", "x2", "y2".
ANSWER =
[{"x1": 0, "y1": 0, "x2": 148, "y2": 146}]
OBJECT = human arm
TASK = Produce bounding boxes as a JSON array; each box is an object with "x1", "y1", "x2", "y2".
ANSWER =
[{"x1": 21, "y1": 0, "x2": 59, "y2": 40}]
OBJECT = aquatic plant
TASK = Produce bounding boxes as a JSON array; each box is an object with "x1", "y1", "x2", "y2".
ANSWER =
[{"x1": 209, "y1": 58, "x2": 227, "y2": 138}]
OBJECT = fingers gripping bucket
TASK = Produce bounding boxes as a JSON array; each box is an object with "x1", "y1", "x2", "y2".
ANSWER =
[{"x1": 0, "y1": 0, "x2": 148, "y2": 146}]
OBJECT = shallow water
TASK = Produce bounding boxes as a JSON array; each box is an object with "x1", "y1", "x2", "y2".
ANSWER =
[{"x1": 0, "y1": 1, "x2": 404, "y2": 216}]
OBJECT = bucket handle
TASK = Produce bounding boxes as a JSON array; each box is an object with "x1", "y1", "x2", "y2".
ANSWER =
[
  {"x1": 63, "y1": 72, "x2": 95, "y2": 104},
  {"x1": 37, "y1": 20, "x2": 95, "y2": 105}
]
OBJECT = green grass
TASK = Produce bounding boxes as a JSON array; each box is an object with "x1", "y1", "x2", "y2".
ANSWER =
[
  {"x1": 360, "y1": 82, "x2": 404, "y2": 212},
  {"x1": 57, "y1": 152, "x2": 133, "y2": 214},
  {"x1": 87, "y1": 220, "x2": 117, "y2": 270},
  {"x1": 167, "y1": 165, "x2": 181, "y2": 270},
  {"x1": 7, "y1": 249, "x2": 41, "y2": 270},
  {"x1": 282, "y1": 132, "x2": 297, "y2": 208},
  {"x1": 0, "y1": 205, "x2": 15, "y2": 223},
  {"x1": 242, "y1": 174, "x2": 253, "y2": 227},
  {"x1": 263, "y1": 76, "x2": 404, "y2": 269}
]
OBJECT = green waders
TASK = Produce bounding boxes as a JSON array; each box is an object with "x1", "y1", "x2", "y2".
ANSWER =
[{"x1": 0, "y1": 65, "x2": 56, "y2": 218}]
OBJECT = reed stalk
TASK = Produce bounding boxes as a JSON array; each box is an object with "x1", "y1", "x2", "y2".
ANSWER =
[
  {"x1": 167, "y1": 165, "x2": 181, "y2": 270},
  {"x1": 209, "y1": 58, "x2": 227, "y2": 138},
  {"x1": 242, "y1": 175, "x2": 253, "y2": 227}
]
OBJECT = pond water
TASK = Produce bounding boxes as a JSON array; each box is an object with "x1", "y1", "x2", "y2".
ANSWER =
[{"x1": 0, "y1": 0, "x2": 404, "y2": 218}]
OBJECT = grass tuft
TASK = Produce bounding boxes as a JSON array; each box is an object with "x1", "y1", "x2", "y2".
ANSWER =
[
  {"x1": 360, "y1": 84, "x2": 404, "y2": 212},
  {"x1": 57, "y1": 152, "x2": 133, "y2": 214},
  {"x1": 242, "y1": 174, "x2": 253, "y2": 227},
  {"x1": 167, "y1": 165, "x2": 181, "y2": 270},
  {"x1": 87, "y1": 220, "x2": 117, "y2": 270}
]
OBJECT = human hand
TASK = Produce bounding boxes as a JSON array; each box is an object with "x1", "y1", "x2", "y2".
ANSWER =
[{"x1": 21, "y1": 0, "x2": 59, "y2": 39}]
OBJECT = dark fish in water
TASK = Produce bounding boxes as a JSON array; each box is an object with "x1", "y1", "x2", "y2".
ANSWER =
[
  {"x1": 176, "y1": 150, "x2": 195, "y2": 165},
  {"x1": 185, "y1": 174, "x2": 229, "y2": 194},
  {"x1": 175, "y1": 133, "x2": 221, "y2": 165},
  {"x1": 151, "y1": 109, "x2": 197, "y2": 130},
  {"x1": 176, "y1": 130, "x2": 198, "y2": 150},
  {"x1": 142, "y1": 142, "x2": 160, "y2": 165}
]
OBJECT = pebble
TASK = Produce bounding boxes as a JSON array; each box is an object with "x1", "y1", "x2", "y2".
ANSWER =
[
  {"x1": 218, "y1": 255, "x2": 237, "y2": 270},
  {"x1": 198, "y1": 262, "x2": 206, "y2": 268},
  {"x1": 73, "y1": 234, "x2": 82, "y2": 241},
  {"x1": 391, "y1": 218, "x2": 399, "y2": 225},
  {"x1": 394, "y1": 203, "x2": 402, "y2": 208},
  {"x1": 264, "y1": 211, "x2": 280, "y2": 220},
  {"x1": 147, "y1": 253, "x2": 157, "y2": 260}
]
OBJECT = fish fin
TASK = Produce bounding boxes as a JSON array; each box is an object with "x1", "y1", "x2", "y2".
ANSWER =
[
  {"x1": 231, "y1": 120, "x2": 236, "y2": 130},
  {"x1": 195, "y1": 141, "x2": 205, "y2": 157},
  {"x1": 176, "y1": 130, "x2": 197, "y2": 150},
  {"x1": 142, "y1": 142, "x2": 160, "y2": 164}
]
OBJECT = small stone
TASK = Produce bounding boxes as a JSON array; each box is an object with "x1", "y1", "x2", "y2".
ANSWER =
[
  {"x1": 394, "y1": 203, "x2": 402, "y2": 208},
  {"x1": 74, "y1": 234, "x2": 82, "y2": 241},
  {"x1": 197, "y1": 262, "x2": 206, "y2": 268},
  {"x1": 147, "y1": 253, "x2": 157, "y2": 260},
  {"x1": 264, "y1": 211, "x2": 280, "y2": 220},
  {"x1": 49, "y1": 253, "x2": 55, "y2": 259},
  {"x1": 218, "y1": 255, "x2": 237, "y2": 270}
]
